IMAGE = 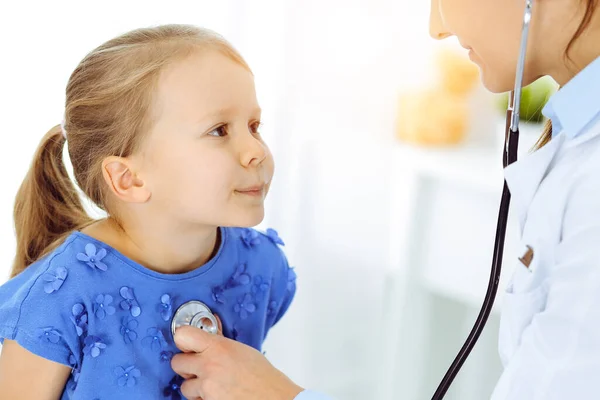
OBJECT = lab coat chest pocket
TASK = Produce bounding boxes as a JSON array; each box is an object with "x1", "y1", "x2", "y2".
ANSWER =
[{"x1": 498, "y1": 240, "x2": 549, "y2": 365}]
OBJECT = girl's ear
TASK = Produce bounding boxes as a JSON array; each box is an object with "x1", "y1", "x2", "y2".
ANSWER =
[{"x1": 102, "y1": 156, "x2": 151, "y2": 204}]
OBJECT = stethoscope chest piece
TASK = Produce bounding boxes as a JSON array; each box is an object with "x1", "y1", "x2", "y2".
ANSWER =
[{"x1": 171, "y1": 300, "x2": 218, "y2": 337}]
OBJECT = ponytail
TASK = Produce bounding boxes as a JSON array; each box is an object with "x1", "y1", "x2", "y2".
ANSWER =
[
  {"x1": 11, "y1": 125, "x2": 93, "y2": 277},
  {"x1": 533, "y1": 119, "x2": 553, "y2": 150}
]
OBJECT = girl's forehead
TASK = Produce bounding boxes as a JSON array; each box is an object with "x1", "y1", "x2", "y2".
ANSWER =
[{"x1": 153, "y1": 51, "x2": 258, "y2": 122}]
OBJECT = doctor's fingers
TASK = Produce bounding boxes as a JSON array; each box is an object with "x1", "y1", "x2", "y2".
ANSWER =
[
  {"x1": 174, "y1": 325, "x2": 222, "y2": 353},
  {"x1": 180, "y1": 377, "x2": 209, "y2": 400},
  {"x1": 171, "y1": 352, "x2": 211, "y2": 380}
]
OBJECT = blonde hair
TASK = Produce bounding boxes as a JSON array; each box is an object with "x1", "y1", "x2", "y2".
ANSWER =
[{"x1": 12, "y1": 24, "x2": 250, "y2": 277}]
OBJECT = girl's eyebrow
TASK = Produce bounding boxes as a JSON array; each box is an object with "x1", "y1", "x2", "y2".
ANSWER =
[{"x1": 198, "y1": 106, "x2": 262, "y2": 124}]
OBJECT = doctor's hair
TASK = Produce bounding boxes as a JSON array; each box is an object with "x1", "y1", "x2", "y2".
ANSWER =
[
  {"x1": 11, "y1": 24, "x2": 250, "y2": 278},
  {"x1": 535, "y1": 0, "x2": 598, "y2": 149}
]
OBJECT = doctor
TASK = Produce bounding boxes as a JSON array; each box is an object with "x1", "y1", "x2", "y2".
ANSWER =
[{"x1": 170, "y1": 0, "x2": 600, "y2": 398}]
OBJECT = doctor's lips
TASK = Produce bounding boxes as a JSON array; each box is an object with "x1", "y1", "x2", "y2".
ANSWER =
[
  {"x1": 458, "y1": 42, "x2": 475, "y2": 55},
  {"x1": 235, "y1": 184, "x2": 266, "y2": 197},
  {"x1": 458, "y1": 40, "x2": 471, "y2": 51}
]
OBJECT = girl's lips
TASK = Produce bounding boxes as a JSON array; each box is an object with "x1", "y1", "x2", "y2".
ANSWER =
[{"x1": 235, "y1": 184, "x2": 265, "y2": 196}]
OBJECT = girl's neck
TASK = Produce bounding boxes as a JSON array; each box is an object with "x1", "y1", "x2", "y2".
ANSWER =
[{"x1": 81, "y1": 217, "x2": 220, "y2": 275}]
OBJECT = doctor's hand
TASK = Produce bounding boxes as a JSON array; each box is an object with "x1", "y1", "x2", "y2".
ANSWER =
[{"x1": 172, "y1": 325, "x2": 304, "y2": 400}]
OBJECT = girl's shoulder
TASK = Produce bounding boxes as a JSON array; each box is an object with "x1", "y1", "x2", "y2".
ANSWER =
[
  {"x1": 0, "y1": 232, "x2": 118, "y2": 367},
  {"x1": 224, "y1": 226, "x2": 293, "y2": 284},
  {"x1": 223, "y1": 227, "x2": 296, "y2": 328},
  {"x1": 1, "y1": 231, "x2": 118, "y2": 303},
  {"x1": 226, "y1": 226, "x2": 287, "y2": 259}
]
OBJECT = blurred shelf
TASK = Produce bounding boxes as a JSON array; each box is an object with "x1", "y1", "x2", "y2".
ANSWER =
[
  {"x1": 394, "y1": 142, "x2": 503, "y2": 194},
  {"x1": 419, "y1": 260, "x2": 512, "y2": 314},
  {"x1": 392, "y1": 120, "x2": 542, "y2": 194}
]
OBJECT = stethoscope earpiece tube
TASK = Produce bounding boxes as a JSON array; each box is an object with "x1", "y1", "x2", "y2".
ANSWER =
[
  {"x1": 431, "y1": 125, "x2": 519, "y2": 400},
  {"x1": 431, "y1": 1, "x2": 532, "y2": 398},
  {"x1": 430, "y1": 169, "x2": 513, "y2": 399}
]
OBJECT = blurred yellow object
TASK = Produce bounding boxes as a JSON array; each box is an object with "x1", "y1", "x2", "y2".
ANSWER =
[
  {"x1": 395, "y1": 48, "x2": 479, "y2": 146},
  {"x1": 437, "y1": 48, "x2": 480, "y2": 96},
  {"x1": 396, "y1": 89, "x2": 468, "y2": 146}
]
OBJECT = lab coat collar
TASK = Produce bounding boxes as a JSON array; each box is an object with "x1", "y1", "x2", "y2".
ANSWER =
[
  {"x1": 542, "y1": 55, "x2": 600, "y2": 139},
  {"x1": 503, "y1": 133, "x2": 565, "y2": 234},
  {"x1": 504, "y1": 119, "x2": 600, "y2": 234},
  {"x1": 562, "y1": 117, "x2": 600, "y2": 149}
]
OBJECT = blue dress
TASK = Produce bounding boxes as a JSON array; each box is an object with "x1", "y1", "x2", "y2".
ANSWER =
[{"x1": 0, "y1": 227, "x2": 296, "y2": 399}]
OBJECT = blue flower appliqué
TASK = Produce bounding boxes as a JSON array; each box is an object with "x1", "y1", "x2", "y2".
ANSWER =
[
  {"x1": 231, "y1": 264, "x2": 251, "y2": 286},
  {"x1": 211, "y1": 264, "x2": 251, "y2": 305},
  {"x1": 160, "y1": 351, "x2": 174, "y2": 363},
  {"x1": 70, "y1": 303, "x2": 88, "y2": 337},
  {"x1": 142, "y1": 327, "x2": 167, "y2": 351},
  {"x1": 211, "y1": 286, "x2": 226, "y2": 304},
  {"x1": 120, "y1": 317, "x2": 139, "y2": 344},
  {"x1": 158, "y1": 294, "x2": 173, "y2": 322},
  {"x1": 69, "y1": 353, "x2": 78, "y2": 368},
  {"x1": 120, "y1": 286, "x2": 142, "y2": 317},
  {"x1": 83, "y1": 335, "x2": 107, "y2": 358},
  {"x1": 233, "y1": 293, "x2": 256, "y2": 320},
  {"x1": 42, "y1": 267, "x2": 68, "y2": 294},
  {"x1": 163, "y1": 375, "x2": 184, "y2": 400},
  {"x1": 36, "y1": 327, "x2": 61, "y2": 344},
  {"x1": 251, "y1": 275, "x2": 270, "y2": 301},
  {"x1": 266, "y1": 228, "x2": 285, "y2": 246},
  {"x1": 114, "y1": 365, "x2": 141, "y2": 387},
  {"x1": 287, "y1": 267, "x2": 297, "y2": 292},
  {"x1": 68, "y1": 354, "x2": 81, "y2": 392},
  {"x1": 267, "y1": 300, "x2": 278, "y2": 317},
  {"x1": 94, "y1": 294, "x2": 116, "y2": 320},
  {"x1": 76, "y1": 243, "x2": 108, "y2": 271},
  {"x1": 240, "y1": 228, "x2": 261, "y2": 247}
]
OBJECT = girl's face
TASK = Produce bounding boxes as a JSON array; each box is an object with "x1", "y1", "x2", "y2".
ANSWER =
[
  {"x1": 429, "y1": 0, "x2": 551, "y2": 92},
  {"x1": 138, "y1": 50, "x2": 274, "y2": 229}
]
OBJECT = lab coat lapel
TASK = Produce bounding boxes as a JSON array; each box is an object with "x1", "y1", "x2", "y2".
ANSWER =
[
  {"x1": 563, "y1": 119, "x2": 600, "y2": 149},
  {"x1": 503, "y1": 133, "x2": 565, "y2": 234}
]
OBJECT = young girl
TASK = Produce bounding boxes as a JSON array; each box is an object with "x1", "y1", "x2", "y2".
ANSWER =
[{"x1": 0, "y1": 24, "x2": 296, "y2": 400}]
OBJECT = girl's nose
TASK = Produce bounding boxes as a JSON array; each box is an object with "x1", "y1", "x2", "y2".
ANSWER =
[{"x1": 239, "y1": 131, "x2": 268, "y2": 168}]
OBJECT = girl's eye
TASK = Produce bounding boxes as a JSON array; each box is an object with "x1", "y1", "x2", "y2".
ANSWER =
[
  {"x1": 208, "y1": 125, "x2": 228, "y2": 137},
  {"x1": 250, "y1": 121, "x2": 262, "y2": 135}
]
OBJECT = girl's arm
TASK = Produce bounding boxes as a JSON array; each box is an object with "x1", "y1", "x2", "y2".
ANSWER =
[{"x1": 0, "y1": 340, "x2": 71, "y2": 400}]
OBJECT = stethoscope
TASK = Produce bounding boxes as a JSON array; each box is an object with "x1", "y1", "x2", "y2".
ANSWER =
[
  {"x1": 171, "y1": 301, "x2": 219, "y2": 338},
  {"x1": 431, "y1": 0, "x2": 533, "y2": 398}
]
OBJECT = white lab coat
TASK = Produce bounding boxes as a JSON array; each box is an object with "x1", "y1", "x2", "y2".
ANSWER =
[{"x1": 491, "y1": 120, "x2": 600, "y2": 400}]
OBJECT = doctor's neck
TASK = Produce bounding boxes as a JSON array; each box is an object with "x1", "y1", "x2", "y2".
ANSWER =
[
  {"x1": 532, "y1": 0, "x2": 599, "y2": 149},
  {"x1": 543, "y1": 0, "x2": 600, "y2": 86}
]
